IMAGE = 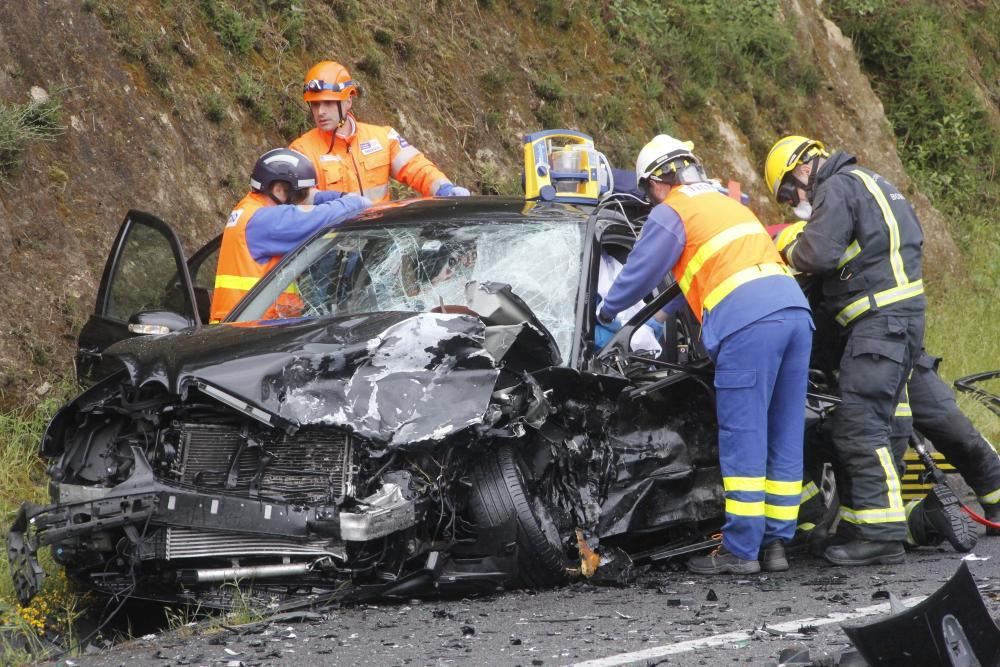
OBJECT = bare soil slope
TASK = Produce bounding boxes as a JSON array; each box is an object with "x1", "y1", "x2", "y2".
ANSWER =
[{"x1": 0, "y1": 0, "x2": 960, "y2": 408}]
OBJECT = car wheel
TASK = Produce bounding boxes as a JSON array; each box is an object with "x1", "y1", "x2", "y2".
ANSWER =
[{"x1": 468, "y1": 444, "x2": 569, "y2": 588}]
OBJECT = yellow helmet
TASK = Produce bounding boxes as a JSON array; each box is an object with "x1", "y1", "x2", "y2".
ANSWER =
[{"x1": 763, "y1": 135, "x2": 827, "y2": 202}]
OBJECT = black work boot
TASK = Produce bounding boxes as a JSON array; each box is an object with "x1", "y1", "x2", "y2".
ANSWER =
[
  {"x1": 687, "y1": 545, "x2": 760, "y2": 575},
  {"x1": 909, "y1": 484, "x2": 978, "y2": 552},
  {"x1": 824, "y1": 539, "x2": 905, "y2": 566},
  {"x1": 759, "y1": 541, "x2": 788, "y2": 572}
]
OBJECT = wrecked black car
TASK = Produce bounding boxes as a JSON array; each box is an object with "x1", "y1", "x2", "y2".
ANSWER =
[{"x1": 10, "y1": 196, "x2": 750, "y2": 608}]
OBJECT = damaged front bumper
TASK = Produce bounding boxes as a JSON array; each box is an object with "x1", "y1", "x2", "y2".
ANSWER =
[{"x1": 6, "y1": 449, "x2": 421, "y2": 605}]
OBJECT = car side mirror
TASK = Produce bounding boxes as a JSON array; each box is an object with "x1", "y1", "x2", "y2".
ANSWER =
[{"x1": 127, "y1": 310, "x2": 193, "y2": 335}]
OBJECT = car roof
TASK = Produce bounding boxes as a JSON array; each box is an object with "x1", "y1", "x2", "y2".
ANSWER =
[{"x1": 336, "y1": 196, "x2": 597, "y2": 229}]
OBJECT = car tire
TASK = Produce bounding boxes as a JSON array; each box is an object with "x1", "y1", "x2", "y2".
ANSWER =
[{"x1": 468, "y1": 444, "x2": 569, "y2": 588}]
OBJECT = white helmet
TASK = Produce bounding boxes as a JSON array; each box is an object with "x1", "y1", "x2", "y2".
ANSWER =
[{"x1": 635, "y1": 134, "x2": 705, "y2": 192}]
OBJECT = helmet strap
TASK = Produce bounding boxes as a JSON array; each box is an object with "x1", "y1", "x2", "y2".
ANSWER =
[
  {"x1": 266, "y1": 183, "x2": 288, "y2": 206},
  {"x1": 804, "y1": 156, "x2": 823, "y2": 196},
  {"x1": 325, "y1": 104, "x2": 350, "y2": 154},
  {"x1": 336, "y1": 101, "x2": 346, "y2": 128}
]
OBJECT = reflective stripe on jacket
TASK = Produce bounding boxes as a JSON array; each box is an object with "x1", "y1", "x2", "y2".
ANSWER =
[
  {"x1": 781, "y1": 152, "x2": 924, "y2": 327},
  {"x1": 665, "y1": 182, "x2": 789, "y2": 322},
  {"x1": 290, "y1": 115, "x2": 450, "y2": 202},
  {"x1": 210, "y1": 192, "x2": 297, "y2": 323}
]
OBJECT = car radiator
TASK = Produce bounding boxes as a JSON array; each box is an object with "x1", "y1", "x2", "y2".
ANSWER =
[
  {"x1": 148, "y1": 423, "x2": 357, "y2": 561},
  {"x1": 163, "y1": 527, "x2": 342, "y2": 560},
  {"x1": 176, "y1": 423, "x2": 355, "y2": 504}
]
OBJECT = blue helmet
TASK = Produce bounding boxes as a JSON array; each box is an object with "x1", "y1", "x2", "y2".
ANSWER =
[{"x1": 249, "y1": 148, "x2": 316, "y2": 194}]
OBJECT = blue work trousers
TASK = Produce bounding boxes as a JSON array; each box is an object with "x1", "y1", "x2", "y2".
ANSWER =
[{"x1": 711, "y1": 308, "x2": 813, "y2": 560}]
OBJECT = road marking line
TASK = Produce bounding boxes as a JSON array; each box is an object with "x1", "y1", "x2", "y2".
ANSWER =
[{"x1": 567, "y1": 595, "x2": 928, "y2": 667}]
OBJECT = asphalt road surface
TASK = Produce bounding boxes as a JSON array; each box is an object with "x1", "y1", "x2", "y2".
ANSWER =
[{"x1": 68, "y1": 526, "x2": 1000, "y2": 667}]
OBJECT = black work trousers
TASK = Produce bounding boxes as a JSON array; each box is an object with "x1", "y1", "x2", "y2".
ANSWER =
[
  {"x1": 909, "y1": 352, "x2": 1000, "y2": 505},
  {"x1": 831, "y1": 312, "x2": 924, "y2": 542}
]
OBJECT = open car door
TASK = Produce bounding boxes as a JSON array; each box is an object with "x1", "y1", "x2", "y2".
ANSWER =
[
  {"x1": 75, "y1": 210, "x2": 203, "y2": 385},
  {"x1": 186, "y1": 232, "x2": 221, "y2": 308}
]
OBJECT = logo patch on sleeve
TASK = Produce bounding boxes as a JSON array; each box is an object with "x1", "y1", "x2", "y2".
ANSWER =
[
  {"x1": 388, "y1": 128, "x2": 410, "y2": 148},
  {"x1": 225, "y1": 209, "x2": 242, "y2": 228},
  {"x1": 359, "y1": 139, "x2": 384, "y2": 155}
]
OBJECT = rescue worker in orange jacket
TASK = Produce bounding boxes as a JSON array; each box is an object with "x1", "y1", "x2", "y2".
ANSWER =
[
  {"x1": 598, "y1": 135, "x2": 813, "y2": 575},
  {"x1": 290, "y1": 61, "x2": 470, "y2": 203},
  {"x1": 210, "y1": 148, "x2": 371, "y2": 323}
]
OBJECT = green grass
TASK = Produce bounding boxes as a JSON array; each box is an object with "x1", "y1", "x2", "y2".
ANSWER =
[
  {"x1": 0, "y1": 96, "x2": 65, "y2": 179},
  {"x1": 533, "y1": 73, "x2": 567, "y2": 103},
  {"x1": 82, "y1": 1, "x2": 174, "y2": 94},
  {"x1": 0, "y1": 389, "x2": 81, "y2": 664},
  {"x1": 356, "y1": 48, "x2": 386, "y2": 79},
  {"x1": 160, "y1": 582, "x2": 265, "y2": 637},
  {"x1": 926, "y1": 286, "x2": 1000, "y2": 444}
]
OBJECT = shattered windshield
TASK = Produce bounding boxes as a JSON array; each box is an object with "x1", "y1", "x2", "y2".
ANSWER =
[{"x1": 235, "y1": 218, "x2": 586, "y2": 359}]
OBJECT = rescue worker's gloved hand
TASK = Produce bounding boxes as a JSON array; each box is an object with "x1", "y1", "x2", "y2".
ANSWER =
[
  {"x1": 594, "y1": 319, "x2": 622, "y2": 348},
  {"x1": 436, "y1": 183, "x2": 471, "y2": 197},
  {"x1": 774, "y1": 220, "x2": 807, "y2": 253},
  {"x1": 313, "y1": 189, "x2": 348, "y2": 204},
  {"x1": 322, "y1": 194, "x2": 373, "y2": 229},
  {"x1": 644, "y1": 318, "x2": 665, "y2": 340},
  {"x1": 339, "y1": 193, "x2": 374, "y2": 213}
]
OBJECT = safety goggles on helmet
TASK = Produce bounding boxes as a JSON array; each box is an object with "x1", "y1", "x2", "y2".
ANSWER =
[
  {"x1": 303, "y1": 78, "x2": 357, "y2": 94},
  {"x1": 776, "y1": 176, "x2": 802, "y2": 206},
  {"x1": 639, "y1": 157, "x2": 706, "y2": 194}
]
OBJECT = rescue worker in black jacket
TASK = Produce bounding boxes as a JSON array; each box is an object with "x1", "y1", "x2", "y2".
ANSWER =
[
  {"x1": 795, "y1": 306, "x2": 990, "y2": 553},
  {"x1": 764, "y1": 136, "x2": 925, "y2": 566}
]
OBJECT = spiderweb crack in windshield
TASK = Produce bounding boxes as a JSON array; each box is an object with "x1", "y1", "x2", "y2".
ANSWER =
[{"x1": 268, "y1": 221, "x2": 583, "y2": 357}]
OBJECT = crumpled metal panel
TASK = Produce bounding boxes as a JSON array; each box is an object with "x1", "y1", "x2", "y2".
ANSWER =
[
  {"x1": 597, "y1": 384, "x2": 722, "y2": 537},
  {"x1": 105, "y1": 312, "x2": 500, "y2": 447}
]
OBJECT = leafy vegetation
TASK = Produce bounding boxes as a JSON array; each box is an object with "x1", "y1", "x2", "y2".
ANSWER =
[
  {"x1": 199, "y1": 89, "x2": 227, "y2": 123},
  {"x1": 601, "y1": 0, "x2": 820, "y2": 158},
  {"x1": 199, "y1": 0, "x2": 261, "y2": 55},
  {"x1": 829, "y1": 1, "x2": 1000, "y2": 229},
  {"x1": 827, "y1": 0, "x2": 1000, "y2": 438},
  {"x1": 234, "y1": 70, "x2": 271, "y2": 122}
]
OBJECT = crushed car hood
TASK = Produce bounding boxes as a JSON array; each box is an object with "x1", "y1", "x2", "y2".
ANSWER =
[{"x1": 105, "y1": 312, "x2": 501, "y2": 447}]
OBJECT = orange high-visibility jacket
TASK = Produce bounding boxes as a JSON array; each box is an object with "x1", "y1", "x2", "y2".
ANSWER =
[
  {"x1": 210, "y1": 192, "x2": 298, "y2": 323},
  {"x1": 665, "y1": 182, "x2": 789, "y2": 322},
  {"x1": 290, "y1": 115, "x2": 450, "y2": 203}
]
